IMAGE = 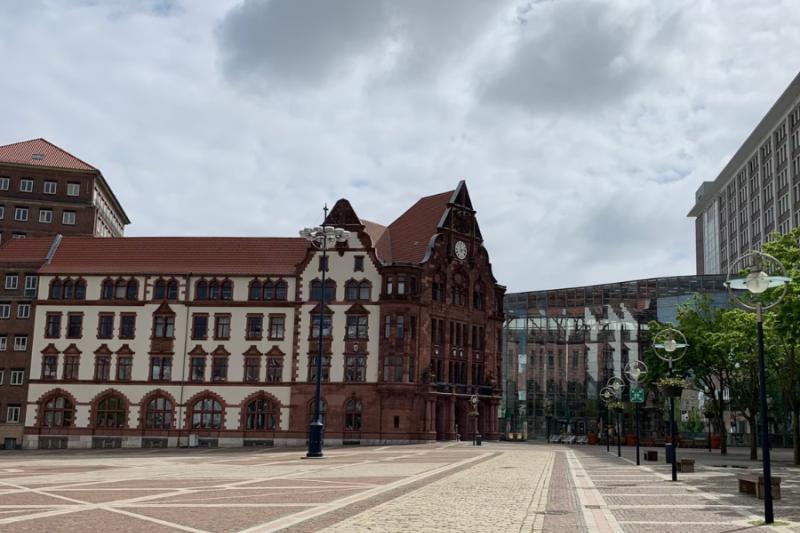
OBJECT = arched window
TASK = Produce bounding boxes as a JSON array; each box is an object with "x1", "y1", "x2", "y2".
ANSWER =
[
  {"x1": 208, "y1": 280, "x2": 220, "y2": 300},
  {"x1": 154, "y1": 279, "x2": 166, "y2": 299},
  {"x1": 249, "y1": 280, "x2": 262, "y2": 300},
  {"x1": 473, "y1": 282, "x2": 484, "y2": 310},
  {"x1": 144, "y1": 395, "x2": 173, "y2": 429},
  {"x1": 451, "y1": 274, "x2": 466, "y2": 306},
  {"x1": 221, "y1": 280, "x2": 233, "y2": 300},
  {"x1": 359, "y1": 281, "x2": 370, "y2": 301},
  {"x1": 310, "y1": 280, "x2": 335, "y2": 301},
  {"x1": 308, "y1": 399, "x2": 327, "y2": 425},
  {"x1": 432, "y1": 273, "x2": 446, "y2": 302},
  {"x1": 50, "y1": 279, "x2": 62, "y2": 299},
  {"x1": 42, "y1": 395, "x2": 74, "y2": 427},
  {"x1": 63, "y1": 279, "x2": 74, "y2": 299},
  {"x1": 102, "y1": 279, "x2": 114, "y2": 299},
  {"x1": 344, "y1": 399, "x2": 362, "y2": 431},
  {"x1": 115, "y1": 279, "x2": 127, "y2": 299},
  {"x1": 196, "y1": 280, "x2": 208, "y2": 300},
  {"x1": 167, "y1": 280, "x2": 178, "y2": 300},
  {"x1": 95, "y1": 394, "x2": 127, "y2": 428},
  {"x1": 75, "y1": 280, "x2": 86, "y2": 300},
  {"x1": 244, "y1": 397, "x2": 278, "y2": 430},
  {"x1": 274, "y1": 280, "x2": 288, "y2": 300},
  {"x1": 345, "y1": 280, "x2": 359, "y2": 301},
  {"x1": 191, "y1": 397, "x2": 223, "y2": 429},
  {"x1": 126, "y1": 280, "x2": 138, "y2": 300},
  {"x1": 263, "y1": 280, "x2": 274, "y2": 300}
]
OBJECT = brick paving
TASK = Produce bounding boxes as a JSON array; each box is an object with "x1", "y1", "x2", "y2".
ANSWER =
[{"x1": 0, "y1": 442, "x2": 797, "y2": 532}]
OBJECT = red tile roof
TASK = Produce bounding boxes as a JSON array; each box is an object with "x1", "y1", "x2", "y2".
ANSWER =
[
  {"x1": 39, "y1": 237, "x2": 309, "y2": 275},
  {"x1": 0, "y1": 236, "x2": 57, "y2": 265},
  {"x1": 375, "y1": 190, "x2": 453, "y2": 264},
  {"x1": 0, "y1": 138, "x2": 97, "y2": 171},
  {"x1": 360, "y1": 219, "x2": 387, "y2": 249}
]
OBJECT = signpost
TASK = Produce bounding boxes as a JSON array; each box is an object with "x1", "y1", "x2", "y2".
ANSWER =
[{"x1": 630, "y1": 387, "x2": 644, "y2": 403}]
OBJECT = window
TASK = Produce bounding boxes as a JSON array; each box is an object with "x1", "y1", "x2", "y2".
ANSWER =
[
  {"x1": 214, "y1": 315, "x2": 231, "y2": 339},
  {"x1": 211, "y1": 356, "x2": 228, "y2": 381},
  {"x1": 244, "y1": 357, "x2": 260, "y2": 382},
  {"x1": 150, "y1": 357, "x2": 172, "y2": 381},
  {"x1": 274, "y1": 280, "x2": 288, "y2": 300},
  {"x1": 0, "y1": 303, "x2": 8, "y2": 319},
  {"x1": 195, "y1": 280, "x2": 208, "y2": 300},
  {"x1": 42, "y1": 355, "x2": 58, "y2": 379},
  {"x1": 267, "y1": 357, "x2": 283, "y2": 382},
  {"x1": 24, "y1": 275, "x2": 37, "y2": 296},
  {"x1": 346, "y1": 315, "x2": 368, "y2": 339},
  {"x1": 10, "y1": 369, "x2": 24, "y2": 385},
  {"x1": 145, "y1": 396, "x2": 173, "y2": 429},
  {"x1": 354, "y1": 256, "x2": 364, "y2": 271},
  {"x1": 6, "y1": 406, "x2": 20, "y2": 423},
  {"x1": 101, "y1": 279, "x2": 114, "y2": 299},
  {"x1": 245, "y1": 397, "x2": 277, "y2": 430},
  {"x1": 44, "y1": 181, "x2": 57, "y2": 194},
  {"x1": 5, "y1": 274, "x2": 18, "y2": 290},
  {"x1": 98, "y1": 314, "x2": 114, "y2": 339},
  {"x1": 318, "y1": 256, "x2": 328, "y2": 272},
  {"x1": 345, "y1": 354, "x2": 366, "y2": 382},
  {"x1": 192, "y1": 314, "x2": 208, "y2": 339},
  {"x1": 249, "y1": 280, "x2": 262, "y2": 300},
  {"x1": 62, "y1": 211, "x2": 76, "y2": 225},
  {"x1": 396, "y1": 316, "x2": 404, "y2": 339},
  {"x1": 386, "y1": 275, "x2": 393, "y2": 295},
  {"x1": 269, "y1": 316, "x2": 285, "y2": 340},
  {"x1": 383, "y1": 356, "x2": 403, "y2": 382},
  {"x1": 190, "y1": 355, "x2": 206, "y2": 381},
  {"x1": 308, "y1": 399, "x2": 327, "y2": 425},
  {"x1": 94, "y1": 356, "x2": 111, "y2": 381},
  {"x1": 166, "y1": 280, "x2": 178, "y2": 299},
  {"x1": 0, "y1": 177, "x2": 8, "y2": 190},
  {"x1": 63, "y1": 355, "x2": 79, "y2": 380},
  {"x1": 191, "y1": 397, "x2": 223, "y2": 429},
  {"x1": 310, "y1": 314, "x2": 332, "y2": 338},
  {"x1": 473, "y1": 284, "x2": 484, "y2": 310},
  {"x1": 117, "y1": 356, "x2": 132, "y2": 380},
  {"x1": 66, "y1": 314, "x2": 83, "y2": 338},
  {"x1": 0, "y1": 335, "x2": 6, "y2": 351},
  {"x1": 0, "y1": 206, "x2": 3, "y2": 220},
  {"x1": 19, "y1": 179, "x2": 33, "y2": 192},
  {"x1": 384, "y1": 315, "x2": 391, "y2": 339},
  {"x1": 42, "y1": 396, "x2": 74, "y2": 427},
  {"x1": 153, "y1": 279, "x2": 167, "y2": 299},
  {"x1": 13, "y1": 335, "x2": 27, "y2": 351},
  {"x1": 154, "y1": 315, "x2": 175, "y2": 338},
  {"x1": 221, "y1": 280, "x2": 233, "y2": 300},
  {"x1": 120, "y1": 314, "x2": 136, "y2": 339},
  {"x1": 346, "y1": 280, "x2": 371, "y2": 301},
  {"x1": 246, "y1": 315, "x2": 263, "y2": 339},
  {"x1": 344, "y1": 399, "x2": 362, "y2": 431},
  {"x1": 126, "y1": 280, "x2": 138, "y2": 299},
  {"x1": 310, "y1": 280, "x2": 336, "y2": 301},
  {"x1": 39, "y1": 209, "x2": 53, "y2": 223},
  {"x1": 66, "y1": 182, "x2": 80, "y2": 196},
  {"x1": 95, "y1": 395, "x2": 126, "y2": 427},
  {"x1": 432, "y1": 274, "x2": 445, "y2": 302},
  {"x1": 16, "y1": 303, "x2": 30, "y2": 319},
  {"x1": 397, "y1": 274, "x2": 406, "y2": 295},
  {"x1": 308, "y1": 355, "x2": 331, "y2": 382}
]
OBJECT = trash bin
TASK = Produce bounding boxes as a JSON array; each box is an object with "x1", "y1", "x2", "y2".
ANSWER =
[
  {"x1": 476, "y1": 435, "x2": 482, "y2": 446},
  {"x1": 665, "y1": 443, "x2": 675, "y2": 464}
]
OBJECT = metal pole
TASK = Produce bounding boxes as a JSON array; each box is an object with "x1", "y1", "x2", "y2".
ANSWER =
[
  {"x1": 670, "y1": 395, "x2": 677, "y2": 481},
  {"x1": 605, "y1": 405, "x2": 610, "y2": 453},
  {"x1": 708, "y1": 415, "x2": 712, "y2": 453},
  {"x1": 635, "y1": 403, "x2": 641, "y2": 465},
  {"x1": 617, "y1": 410, "x2": 621, "y2": 457},
  {"x1": 756, "y1": 304, "x2": 774, "y2": 524},
  {"x1": 307, "y1": 210, "x2": 328, "y2": 458}
]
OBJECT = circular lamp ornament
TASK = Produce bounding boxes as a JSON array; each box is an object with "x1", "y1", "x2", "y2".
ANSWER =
[
  {"x1": 653, "y1": 328, "x2": 688, "y2": 369},
  {"x1": 600, "y1": 386, "x2": 615, "y2": 404},
  {"x1": 624, "y1": 360, "x2": 648, "y2": 384},
  {"x1": 606, "y1": 376, "x2": 625, "y2": 400},
  {"x1": 725, "y1": 251, "x2": 789, "y2": 311}
]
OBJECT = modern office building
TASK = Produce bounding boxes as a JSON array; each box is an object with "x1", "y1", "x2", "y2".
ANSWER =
[
  {"x1": 690, "y1": 72, "x2": 800, "y2": 275},
  {"x1": 501, "y1": 275, "x2": 727, "y2": 439},
  {"x1": 19, "y1": 181, "x2": 505, "y2": 449}
]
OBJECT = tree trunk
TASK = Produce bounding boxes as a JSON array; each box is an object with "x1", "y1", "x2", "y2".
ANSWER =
[
  {"x1": 715, "y1": 396, "x2": 728, "y2": 455},
  {"x1": 749, "y1": 415, "x2": 758, "y2": 460},
  {"x1": 793, "y1": 408, "x2": 800, "y2": 466}
]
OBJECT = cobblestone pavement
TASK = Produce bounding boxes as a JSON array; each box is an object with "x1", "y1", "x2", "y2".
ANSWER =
[{"x1": 0, "y1": 443, "x2": 798, "y2": 532}]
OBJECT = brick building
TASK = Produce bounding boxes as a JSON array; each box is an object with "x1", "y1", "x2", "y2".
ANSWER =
[
  {"x1": 20, "y1": 181, "x2": 504, "y2": 449},
  {"x1": 0, "y1": 139, "x2": 128, "y2": 448}
]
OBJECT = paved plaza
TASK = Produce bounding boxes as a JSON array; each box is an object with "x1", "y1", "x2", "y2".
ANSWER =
[{"x1": 0, "y1": 442, "x2": 798, "y2": 532}]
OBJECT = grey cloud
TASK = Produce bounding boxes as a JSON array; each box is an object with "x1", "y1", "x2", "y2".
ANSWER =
[{"x1": 483, "y1": 1, "x2": 653, "y2": 113}]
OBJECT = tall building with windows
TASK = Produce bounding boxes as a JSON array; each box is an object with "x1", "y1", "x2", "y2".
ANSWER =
[
  {"x1": 20, "y1": 181, "x2": 504, "y2": 449},
  {"x1": 0, "y1": 138, "x2": 129, "y2": 242},
  {"x1": 690, "y1": 72, "x2": 800, "y2": 275}
]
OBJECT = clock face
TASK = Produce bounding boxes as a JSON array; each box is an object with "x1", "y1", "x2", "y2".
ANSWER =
[{"x1": 454, "y1": 240, "x2": 468, "y2": 260}]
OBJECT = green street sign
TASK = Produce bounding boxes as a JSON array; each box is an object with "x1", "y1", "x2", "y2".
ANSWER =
[{"x1": 630, "y1": 387, "x2": 645, "y2": 403}]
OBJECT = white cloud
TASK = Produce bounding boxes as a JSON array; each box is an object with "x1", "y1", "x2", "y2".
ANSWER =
[{"x1": 1, "y1": 0, "x2": 799, "y2": 292}]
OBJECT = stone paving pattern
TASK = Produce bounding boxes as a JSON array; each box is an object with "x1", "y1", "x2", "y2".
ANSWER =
[{"x1": 0, "y1": 442, "x2": 798, "y2": 532}]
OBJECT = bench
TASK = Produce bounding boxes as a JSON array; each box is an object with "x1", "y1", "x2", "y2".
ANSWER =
[
  {"x1": 737, "y1": 473, "x2": 782, "y2": 500},
  {"x1": 644, "y1": 450, "x2": 658, "y2": 462},
  {"x1": 677, "y1": 458, "x2": 695, "y2": 473}
]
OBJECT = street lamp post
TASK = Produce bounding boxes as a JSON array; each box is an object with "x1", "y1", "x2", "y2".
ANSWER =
[
  {"x1": 654, "y1": 328, "x2": 688, "y2": 482},
  {"x1": 608, "y1": 376, "x2": 625, "y2": 458},
  {"x1": 625, "y1": 360, "x2": 648, "y2": 466},
  {"x1": 600, "y1": 386, "x2": 614, "y2": 452},
  {"x1": 726, "y1": 251, "x2": 789, "y2": 525},
  {"x1": 300, "y1": 211, "x2": 351, "y2": 459},
  {"x1": 470, "y1": 394, "x2": 481, "y2": 446}
]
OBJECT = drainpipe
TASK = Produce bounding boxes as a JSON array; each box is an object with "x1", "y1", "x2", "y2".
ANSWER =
[{"x1": 176, "y1": 273, "x2": 192, "y2": 447}]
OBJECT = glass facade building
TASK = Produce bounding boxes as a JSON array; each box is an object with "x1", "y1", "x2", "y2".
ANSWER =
[{"x1": 502, "y1": 275, "x2": 727, "y2": 439}]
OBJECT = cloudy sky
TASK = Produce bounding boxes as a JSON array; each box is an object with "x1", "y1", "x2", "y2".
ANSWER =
[{"x1": 1, "y1": 0, "x2": 799, "y2": 292}]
